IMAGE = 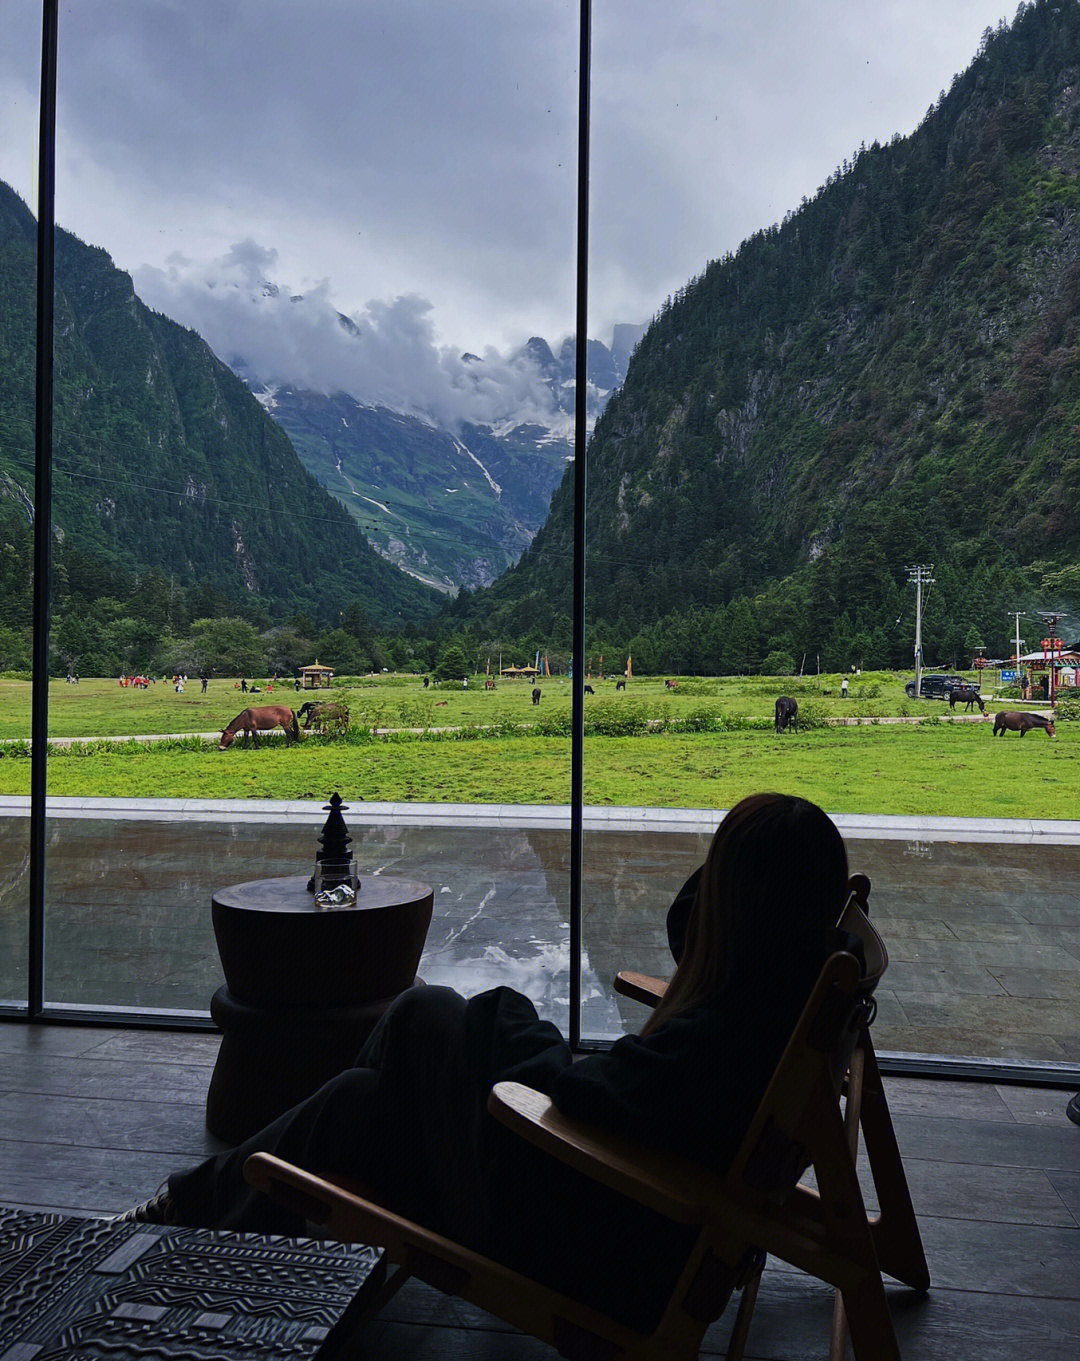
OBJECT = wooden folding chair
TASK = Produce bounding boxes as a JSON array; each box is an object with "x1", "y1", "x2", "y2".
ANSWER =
[
  {"x1": 243, "y1": 875, "x2": 929, "y2": 1361},
  {"x1": 610, "y1": 874, "x2": 929, "y2": 1360}
]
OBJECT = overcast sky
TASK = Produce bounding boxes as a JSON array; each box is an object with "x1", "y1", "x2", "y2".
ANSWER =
[{"x1": 1, "y1": 0, "x2": 1012, "y2": 419}]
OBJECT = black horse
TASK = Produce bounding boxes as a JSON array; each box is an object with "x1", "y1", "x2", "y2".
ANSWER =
[
  {"x1": 774, "y1": 696, "x2": 799, "y2": 734},
  {"x1": 949, "y1": 685, "x2": 985, "y2": 713}
]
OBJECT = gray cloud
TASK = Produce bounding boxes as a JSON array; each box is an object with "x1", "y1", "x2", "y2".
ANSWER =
[
  {"x1": 135, "y1": 244, "x2": 561, "y2": 428},
  {"x1": 2, "y1": 0, "x2": 1011, "y2": 404}
]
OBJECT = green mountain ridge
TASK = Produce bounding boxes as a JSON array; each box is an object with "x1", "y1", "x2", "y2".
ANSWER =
[
  {"x1": 0, "y1": 180, "x2": 438, "y2": 634},
  {"x1": 455, "y1": 0, "x2": 1080, "y2": 672}
]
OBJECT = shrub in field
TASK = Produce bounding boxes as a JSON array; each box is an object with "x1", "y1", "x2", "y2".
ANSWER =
[
  {"x1": 395, "y1": 700, "x2": 436, "y2": 728},
  {"x1": 486, "y1": 718, "x2": 529, "y2": 738},
  {"x1": 667, "y1": 706, "x2": 723, "y2": 733},
  {"x1": 343, "y1": 702, "x2": 384, "y2": 736},
  {"x1": 1053, "y1": 693, "x2": 1080, "y2": 721},
  {"x1": 678, "y1": 679, "x2": 721, "y2": 697},
  {"x1": 534, "y1": 710, "x2": 573, "y2": 737},
  {"x1": 788, "y1": 699, "x2": 825, "y2": 729},
  {"x1": 584, "y1": 701, "x2": 652, "y2": 736},
  {"x1": 997, "y1": 684, "x2": 1023, "y2": 699},
  {"x1": 855, "y1": 683, "x2": 881, "y2": 698}
]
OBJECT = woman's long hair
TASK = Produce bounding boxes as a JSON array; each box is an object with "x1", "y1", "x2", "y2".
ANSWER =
[{"x1": 641, "y1": 793, "x2": 848, "y2": 1036}]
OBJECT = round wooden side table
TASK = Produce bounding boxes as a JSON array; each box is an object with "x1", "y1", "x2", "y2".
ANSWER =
[{"x1": 206, "y1": 873, "x2": 433, "y2": 1142}]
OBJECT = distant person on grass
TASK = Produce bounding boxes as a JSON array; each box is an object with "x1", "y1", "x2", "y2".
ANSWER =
[{"x1": 117, "y1": 793, "x2": 856, "y2": 1333}]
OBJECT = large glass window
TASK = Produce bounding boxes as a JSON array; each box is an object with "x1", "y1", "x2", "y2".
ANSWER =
[
  {"x1": 34, "y1": 0, "x2": 577, "y2": 1024},
  {"x1": 0, "y1": 0, "x2": 41, "y2": 1012},
  {"x1": 580, "y1": 1, "x2": 1080, "y2": 1077},
  {"x1": 3, "y1": 1, "x2": 1078, "y2": 1087}
]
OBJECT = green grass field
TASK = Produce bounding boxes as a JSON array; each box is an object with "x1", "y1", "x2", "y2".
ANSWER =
[
  {"x1": 0, "y1": 668, "x2": 1011, "y2": 738},
  {"x1": 0, "y1": 672, "x2": 1073, "y2": 816}
]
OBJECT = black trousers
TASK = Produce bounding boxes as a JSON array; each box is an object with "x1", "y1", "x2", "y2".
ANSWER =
[
  {"x1": 170, "y1": 982, "x2": 695, "y2": 1333},
  {"x1": 170, "y1": 985, "x2": 486, "y2": 1247}
]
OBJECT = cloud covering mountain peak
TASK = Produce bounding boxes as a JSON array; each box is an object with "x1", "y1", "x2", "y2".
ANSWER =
[{"x1": 135, "y1": 243, "x2": 569, "y2": 430}]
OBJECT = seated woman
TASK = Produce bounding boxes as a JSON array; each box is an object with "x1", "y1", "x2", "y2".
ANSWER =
[{"x1": 120, "y1": 793, "x2": 852, "y2": 1332}]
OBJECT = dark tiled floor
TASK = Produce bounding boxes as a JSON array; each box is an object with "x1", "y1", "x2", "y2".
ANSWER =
[{"x1": 0, "y1": 1022, "x2": 1078, "y2": 1359}]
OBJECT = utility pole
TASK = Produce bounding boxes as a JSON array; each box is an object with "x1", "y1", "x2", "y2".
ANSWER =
[
  {"x1": 906, "y1": 564, "x2": 934, "y2": 697},
  {"x1": 1008, "y1": 611, "x2": 1023, "y2": 685}
]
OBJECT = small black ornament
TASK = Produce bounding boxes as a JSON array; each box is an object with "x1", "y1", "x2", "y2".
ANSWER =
[{"x1": 307, "y1": 792, "x2": 358, "y2": 892}]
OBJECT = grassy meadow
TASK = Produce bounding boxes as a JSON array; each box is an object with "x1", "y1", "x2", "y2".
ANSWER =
[{"x1": 0, "y1": 671, "x2": 1074, "y2": 817}]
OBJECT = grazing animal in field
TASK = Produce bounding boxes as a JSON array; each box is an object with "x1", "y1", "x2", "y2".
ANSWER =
[
  {"x1": 532, "y1": 687, "x2": 541, "y2": 705},
  {"x1": 615, "y1": 679, "x2": 626, "y2": 691},
  {"x1": 665, "y1": 679, "x2": 678, "y2": 690},
  {"x1": 774, "y1": 695, "x2": 799, "y2": 734},
  {"x1": 949, "y1": 686, "x2": 985, "y2": 713},
  {"x1": 219, "y1": 705, "x2": 300, "y2": 750},
  {"x1": 993, "y1": 710, "x2": 1056, "y2": 738},
  {"x1": 583, "y1": 684, "x2": 594, "y2": 695},
  {"x1": 296, "y1": 700, "x2": 350, "y2": 736},
  {"x1": 485, "y1": 679, "x2": 496, "y2": 690}
]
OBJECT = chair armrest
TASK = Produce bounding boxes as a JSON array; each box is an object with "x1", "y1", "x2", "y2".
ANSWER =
[
  {"x1": 244, "y1": 1151, "x2": 488, "y2": 1284},
  {"x1": 488, "y1": 1081, "x2": 720, "y2": 1224},
  {"x1": 613, "y1": 971, "x2": 668, "y2": 1007}
]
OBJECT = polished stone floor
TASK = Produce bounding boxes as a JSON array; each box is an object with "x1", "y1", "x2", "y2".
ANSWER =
[{"x1": 1, "y1": 806, "x2": 1079, "y2": 1067}]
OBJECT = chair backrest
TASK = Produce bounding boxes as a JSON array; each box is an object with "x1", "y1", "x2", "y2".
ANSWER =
[{"x1": 726, "y1": 890, "x2": 886, "y2": 1211}]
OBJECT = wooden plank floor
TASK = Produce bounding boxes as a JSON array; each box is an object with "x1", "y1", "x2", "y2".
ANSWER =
[{"x1": 1, "y1": 1020, "x2": 1078, "y2": 1360}]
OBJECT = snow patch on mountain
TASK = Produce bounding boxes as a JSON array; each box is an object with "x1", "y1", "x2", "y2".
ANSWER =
[{"x1": 454, "y1": 438, "x2": 501, "y2": 498}]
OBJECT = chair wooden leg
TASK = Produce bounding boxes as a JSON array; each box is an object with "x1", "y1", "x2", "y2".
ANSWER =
[
  {"x1": 859, "y1": 1042, "x2": 930, "y2": 1292},
  {"x1": 724, "y1": 1252, "x2": 765, "y2": 1361},
  {"x1": 829, "y1": 1043, "x2": 867, "y2": 1361},
  {"x1": 829, "y1": 1292, "x2": 849, "y2": 1361},
  {"x1": 838, "y1": 1274, "x2": 901, "y2": 1361}
]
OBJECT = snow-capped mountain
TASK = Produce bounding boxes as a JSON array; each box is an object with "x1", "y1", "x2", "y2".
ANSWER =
[{"x1": 243, "y1": 327, "x2": 643, "y2": 592}]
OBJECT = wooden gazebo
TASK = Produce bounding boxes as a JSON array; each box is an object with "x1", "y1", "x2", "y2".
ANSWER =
[
  {"x1": 299, "y1": 659, "x2": 335, "y2": 690},
  {"x1": 500, "y1": 665, "x2": 539, "y2": 679}
]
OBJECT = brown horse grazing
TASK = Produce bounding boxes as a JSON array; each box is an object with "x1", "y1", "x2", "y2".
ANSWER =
[
  {"x1": 992, "y1": 710, "x2": 1056, "y2": 738},
  {"x1": 219, "y1": 706, "x2": 300, "y2": 749}
]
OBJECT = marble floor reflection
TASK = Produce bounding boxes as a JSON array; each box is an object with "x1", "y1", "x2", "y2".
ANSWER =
[{"x1": 2, "y1": 810, "x2": 1079, "y2": 1064}]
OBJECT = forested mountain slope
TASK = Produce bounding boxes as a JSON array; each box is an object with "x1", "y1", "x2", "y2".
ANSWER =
[
  {"x1": 0, "y1": 181, "x2": 438, "y2": 630},
  {"x1": 454, "y1": 0, "x2": 1080, "y2": 672}
]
